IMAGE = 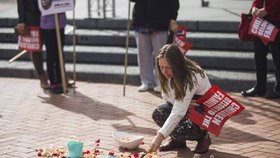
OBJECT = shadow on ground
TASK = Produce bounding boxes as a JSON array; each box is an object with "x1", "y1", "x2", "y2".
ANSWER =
[{"x1": 38, "y1": 89, "x2": 157, "y2": 136}]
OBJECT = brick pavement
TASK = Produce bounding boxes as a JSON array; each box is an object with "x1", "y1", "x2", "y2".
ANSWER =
[{"x1": 0, "y1": 77, "x2": 280, "y2": 158}]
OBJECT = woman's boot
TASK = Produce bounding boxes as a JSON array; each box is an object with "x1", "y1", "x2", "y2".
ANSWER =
[
  {"x1": 194, "y1": 132, "x2": 211, "y2": 154},
  {"x1": 159, "y1": 138, "x2": 186, "y2": 151}
]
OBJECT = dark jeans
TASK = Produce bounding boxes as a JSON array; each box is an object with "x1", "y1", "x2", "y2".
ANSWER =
[
  {"x1": 152, "y1": 102, "x2": 204, "y2": 141},
  {"x1": 254, "y1": 32, "x2": 280, "y2": 91},
  {"x1": 30, "y1": 52, "x2": 44, "y2": 76},
  {"x1": 41, "y1": 28, "x2": 65, "y2": 86}
]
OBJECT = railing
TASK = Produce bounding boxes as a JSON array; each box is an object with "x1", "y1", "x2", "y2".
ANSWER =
[{"x1": 88, "y1": 0, "x2": 115, "y2": 18}]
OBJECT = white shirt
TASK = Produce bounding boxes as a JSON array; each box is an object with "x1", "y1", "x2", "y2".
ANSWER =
[{"x1": 159, "y1": 72, "x2": 211, "y2": 138}]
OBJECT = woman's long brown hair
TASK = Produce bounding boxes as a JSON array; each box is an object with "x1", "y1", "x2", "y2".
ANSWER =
[{"x1": 156, "y1": 44, "x2": 205, "y2": 101}]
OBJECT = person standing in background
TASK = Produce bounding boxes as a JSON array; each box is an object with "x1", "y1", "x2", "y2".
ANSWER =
[
  {"x1": 16, "y1": 0, "x2": 49, "y2": 89},
  {"x1": 40, "y1": 12, "x2": 67, "y2": 94},
  {"x1": 241, "y1": 0, "x2": 280, "y2": 99},
  {"x1": 130, "y1": 0, "x2": 180, "y2": 93}
]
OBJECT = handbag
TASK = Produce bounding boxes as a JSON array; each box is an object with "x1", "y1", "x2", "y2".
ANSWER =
[{"x1": 238, "y1": 13, "x2": 255, "y2": 41}]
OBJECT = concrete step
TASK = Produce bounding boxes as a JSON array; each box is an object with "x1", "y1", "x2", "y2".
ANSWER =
[
  {"x1": 2, "y1": 18, "x2": 275, "y2": 92},
  {"x1": 0, "y1": 18, "x2": 240, "y2": 33},
  {"x1": 0, "y1": 27, "x2": 254, "y2": 51},
  {"x1": 0, "y1": 60, "x2": 276, "y2": 92},
  {"x1": 0, "y1": 43, "x2": 275, "y2": 72}
]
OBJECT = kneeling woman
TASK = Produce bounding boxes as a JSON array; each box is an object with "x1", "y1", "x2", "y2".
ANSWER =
[{"x1": 147, "y1": 44, "x2": 212, "y2": 154}]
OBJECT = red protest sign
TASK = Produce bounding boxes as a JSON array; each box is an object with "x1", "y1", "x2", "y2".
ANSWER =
[
  {"x1": 249, "y1": 16, "x2": 279, "y2": 44},
  {"x1": 18, "y1": 26, "x2": 42, "y2": 52},
  {"x1": 189, "y1": 85, "x2": 245, "y2": 136},
  {"x1": 173, "y1": 26, "x2": 192, "y2": 54}
]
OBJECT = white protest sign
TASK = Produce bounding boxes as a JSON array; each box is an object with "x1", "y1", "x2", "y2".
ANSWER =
[
  {"x1": 18, "y1": 26, "x2": 42, "y2": 52},
  {"x1": 38, "y1": 0, "x2": 74, "y2": 16},
  {"x1": 249, "y1": 16, "x2": 279, "y2": 43}
]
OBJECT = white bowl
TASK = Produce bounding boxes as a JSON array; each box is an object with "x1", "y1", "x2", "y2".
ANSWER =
[{"x1": 112, "y1": 131, "x2": 144, "y2": 150}]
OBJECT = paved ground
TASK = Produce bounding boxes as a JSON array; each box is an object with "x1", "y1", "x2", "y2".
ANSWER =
[
  {"x1": 0, "y1": 77, "x2": 279, "y2": 158},
  {"x1": 1, "y1": 0, "x2": 280, "y2": 157}
]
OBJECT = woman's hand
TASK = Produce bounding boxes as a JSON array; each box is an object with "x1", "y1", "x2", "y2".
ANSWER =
[
  {"x1": 255, "y1": 8, "x2": 267, "y2": 18},
  {"x1": 190, "y1": 99, "x2": 199, "y2": 108},
  {"x1": 252, "y1": 7, "x2": 267, "y2": 18},
  {"x1": 169, "y1": 20, "x2": 179, "y2": 33},
  {"x1": 252, "y1": 7, "x2": 258, "y2": 16},
  {"x1": 16, "y1": 23, "x2": 26, "y2": 35},
  {"x1": 147, "y1": 132, "x2": 165, "y2": 153}
]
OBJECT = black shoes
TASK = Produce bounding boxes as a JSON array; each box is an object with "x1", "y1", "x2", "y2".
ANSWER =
[
  {"x1": 159, "y1": 138, "x2": 187, "y2": 151},
  {"x1": 265, "y1": 90, "x2": 280, "y2": 99},
  {"x1": 241, "y1": 87, "x2": 266, "y2": 97},
  {"x1": 194, "y1": 132, "x2": 211, "y2": 154},
  {"x1": 48, "y1": 86, "x2": 63, "y2": 94},
  {"x1": 242, "y1": 87, "x2": 280, "y2": 99}
]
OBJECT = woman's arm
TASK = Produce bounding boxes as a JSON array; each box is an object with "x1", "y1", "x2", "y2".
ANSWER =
[
  {"x1": 169, "y1": 0, "x2": 179, "y2": 32},
  {"x1": 148, "y1": 91, "x2": 195, "y2": 153},
  {"x1": 169, "y1": 0, "x2": 179, "y2": 20},
  {"x1": 264, "y1": 0, "x2": 280, "y2": 16},
  {"x1": 16, "y1": 0, "x2": 27, "y2": 35},
  {"x1": 158, "y1": 91, "x2": 194, "y2": 138},
  {"x1": 17, "y1": 0, "x2": 25, "y2": 23}
]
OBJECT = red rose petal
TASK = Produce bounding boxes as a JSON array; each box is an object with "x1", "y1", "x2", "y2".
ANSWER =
[
  {"x1": 94, "y1": 149, "x2": 99, "y2": 154},
  {"x1": 109, "y1": 151, "x2": 114, "y2": 156},
  {"x1": 134, "y1": 153, "x2": 139, "y2": 158},
  {"x1": 95, "y1": 139, "x2": 100, "y2": 143},
  {"x1": 37, "y1": 152, "x2": 42, "y2": 157}
]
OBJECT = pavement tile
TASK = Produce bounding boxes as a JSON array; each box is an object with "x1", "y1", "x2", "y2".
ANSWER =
[{"x1": 0, "y1": 77, "x2": 280, "y2": 158}]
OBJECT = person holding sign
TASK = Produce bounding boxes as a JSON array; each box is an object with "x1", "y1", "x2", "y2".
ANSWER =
[
  {"x1": 241, "y1": 0, "x2": 280, "y2": 99},
  {"x1": 40, "y1": 13, "x2": 67, "y2": 94},
  {"x1": 16, "y1": 0, "x2": 49, "y2": 89},
  {"x1": 147, "y1": 44, "x2": 212, "y2": 154}
]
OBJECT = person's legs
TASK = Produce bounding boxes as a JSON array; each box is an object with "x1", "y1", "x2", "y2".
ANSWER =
[
  {"x1": 42, "y1": 28, "x2": 65, "y2": 94},
  {"x1": 152, "y1": 102, "x2": 187, "y2": 151},
  {"x1": 266, "y1": 33, "x2": 280, "y2": 99},
  {"x1": 152, "y1": 102, "x2": 173, "y2": 127},
  {"x1": 30, "y1": 52, "x2": 49, "y2": 88},
  {"x1": 254, "y1": 38, "x2": 269, "y2": 90},
  {"x1": 241, "y1": 37, "x2": 268, "y2": 96},
  {"x1": 135, "y1": 32, "x2": 154, "y2": 91},
  {"x1": 152, "y1": 102, "x2": 211, "y2": 153},
  {"x1": 152, "y1": 103, "x2": 204, "y2": 141},
  {"x1": 151, "y1": 31, "x2": 168, "y2": 92},
  {"x1": 42, "y1": 29, "x2": 58, "y2": 85},
  {"x1": 194, "y1": 130, "x2": 211, "y2": 154}
]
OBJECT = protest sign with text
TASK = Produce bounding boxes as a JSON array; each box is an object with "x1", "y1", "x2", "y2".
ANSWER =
[
  {"x1": 173, "y1": 26, "x2": 192, "y2": 54},
  {"x1": 38, "y1": 0, "x2": 74, "y2": 16},
  {"x1": 18, "y1": 26, "x2": 42, "y2": 52},
  {"x1": 249, "y1": 16, "x2": 279, "y2": 45},
  {"x1": 189, "y1": 85, "x2": 245, "y2": 136}
]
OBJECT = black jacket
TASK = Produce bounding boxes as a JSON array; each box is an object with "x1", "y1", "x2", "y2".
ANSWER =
[
  {"x1": 131, "y1": 0, "x2": 179, "y2": 30},
  {"x1": 17, "y1": 0, "x2": 41, "y2": 26}
]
